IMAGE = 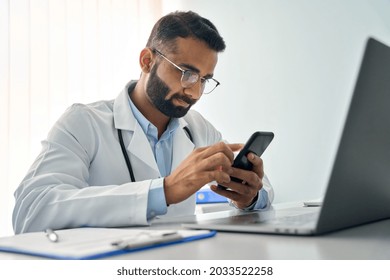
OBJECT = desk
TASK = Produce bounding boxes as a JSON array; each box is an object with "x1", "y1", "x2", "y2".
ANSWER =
[
  {"x1": 1, "y1": 203, "x2": 390, "y2": 260},
  {"x1": 116, "y1": 220, "x2": 390, "y2": 260}
]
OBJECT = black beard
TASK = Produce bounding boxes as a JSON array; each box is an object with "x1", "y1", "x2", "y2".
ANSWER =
[{"x1": 146, "y1": 65, "x2": 195, "y2": 118}]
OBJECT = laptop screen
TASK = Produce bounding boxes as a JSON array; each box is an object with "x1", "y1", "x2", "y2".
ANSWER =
[{"x1": 317, "y1": 37, "x2": 390, "y2": 233}]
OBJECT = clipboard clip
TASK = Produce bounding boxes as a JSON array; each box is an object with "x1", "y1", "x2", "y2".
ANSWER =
[{"x1": 111, "y1": 231, "x2": 182, "y2": 250}]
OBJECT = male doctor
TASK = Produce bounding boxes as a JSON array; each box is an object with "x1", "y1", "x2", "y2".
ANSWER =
[{"x1": 13, "y1": 11, "x2": 274, "y2": 234}]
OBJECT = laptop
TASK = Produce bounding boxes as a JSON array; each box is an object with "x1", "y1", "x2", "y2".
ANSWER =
[{"x1": 183, "y1": 37, "x2": 390, "y2": 235}]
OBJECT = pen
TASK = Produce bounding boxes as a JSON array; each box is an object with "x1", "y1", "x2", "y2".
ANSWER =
[
  {"x1": 45, "y1": 229, "x2": 59, "y2": 242},
  {"x1": 111, "y1": 231, "x2": 182, "y2": 250}
]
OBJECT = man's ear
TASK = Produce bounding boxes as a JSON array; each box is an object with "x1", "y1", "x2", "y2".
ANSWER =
[{"x1": 139, "y1": 48, "x2": 154, "y2": 73}]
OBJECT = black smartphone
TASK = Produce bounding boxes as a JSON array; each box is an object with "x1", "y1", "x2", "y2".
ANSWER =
[{"x1": 218, "y1": 131, "x2": 274, "y2": 189}]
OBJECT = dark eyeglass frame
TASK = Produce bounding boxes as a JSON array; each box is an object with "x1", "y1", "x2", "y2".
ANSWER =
[{"x1": 153, "y1": 49, "x2": 220, "y2": 94}]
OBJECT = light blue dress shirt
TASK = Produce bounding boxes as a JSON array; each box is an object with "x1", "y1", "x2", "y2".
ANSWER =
[{"x1": 127, "y1": 95, "x2": 179, "y2": 220}]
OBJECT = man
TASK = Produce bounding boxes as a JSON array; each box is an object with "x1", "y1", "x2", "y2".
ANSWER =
[{"x1": 13, "y1": 11, "x2": 274, "y2": 234}]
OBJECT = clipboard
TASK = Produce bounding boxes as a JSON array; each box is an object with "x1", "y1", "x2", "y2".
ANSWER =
[{"x1": 0, "y1": 227, "x2": 216, "y2": 260}]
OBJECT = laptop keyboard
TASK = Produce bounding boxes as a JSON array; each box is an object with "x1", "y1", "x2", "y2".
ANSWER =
[{"x1": 267, "y1": 211, "x2": 319, "y2": 226}]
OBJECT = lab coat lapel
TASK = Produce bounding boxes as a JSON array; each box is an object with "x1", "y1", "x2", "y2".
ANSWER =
[
  {"x1": 171, "y1": 121, "x2": 195, "y2": 171},
  {"x1": 127, "y1": 123, "x2": 160, "y2": 180},
  {"x1": 165, "y1": 121, "x2": 196, "y2": 217},
  {"x1": 113, "y1": 84, "x2": 160, "y2": 180}
]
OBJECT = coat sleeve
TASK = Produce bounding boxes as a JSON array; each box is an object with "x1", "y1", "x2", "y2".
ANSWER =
[{"x1": 12, "y1": 104, "x2": 151, "y2": 234}]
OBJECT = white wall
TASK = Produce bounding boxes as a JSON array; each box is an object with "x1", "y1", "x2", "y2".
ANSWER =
[{"x1": 162, "y1": 0, "x2": 390, "y2": 202}]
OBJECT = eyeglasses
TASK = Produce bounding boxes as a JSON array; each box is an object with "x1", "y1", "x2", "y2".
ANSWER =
[{"x1": 153, "y1": 49, "x2": 220, "y2": 94}]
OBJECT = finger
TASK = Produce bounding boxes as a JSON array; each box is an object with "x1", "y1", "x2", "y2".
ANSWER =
[
  {"x1": 201, "y1": 152, "x2": 235, "y2": 172},
  {"x1": 194, "y1": 169, "x2": 231, "y2": 186},
  {"x1": 211, "y1": 183, "x2": 259, "y2": 209},
  {"x1": 222, "y1": 178, "x2": 261, "y2": 196},
  {"x1": 210, "y1": 184, "x2": 241, "y2": 201},
  {"x1": 227, "y1": 168, "x2": 262, "y2": 191},
  {"x1": 198, "y1": 142, "x2": 242, "y2": 163},
  {"x1": 247, "y1": 152, "x2": 264, "y2": 179}
]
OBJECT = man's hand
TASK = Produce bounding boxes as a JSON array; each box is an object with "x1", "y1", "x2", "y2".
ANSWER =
[
  {"x1": 164, "y1": 142, "x2": 243, "y2": 205},
  {"x1": 210, "y1": 152, "x2": 264, "y2": 209}
]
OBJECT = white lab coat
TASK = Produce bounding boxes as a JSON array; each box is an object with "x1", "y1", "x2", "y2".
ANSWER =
[{"x1": 13, "y1": 82, "x2": 274, "y2": 234}]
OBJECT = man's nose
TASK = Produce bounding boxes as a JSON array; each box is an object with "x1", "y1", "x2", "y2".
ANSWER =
[{"x1": 184, "y1": 81, "x2": 203, "y2": 100}]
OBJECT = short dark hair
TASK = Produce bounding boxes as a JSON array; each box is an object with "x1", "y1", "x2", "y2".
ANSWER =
[{"x1": 146, "y1": 11, "x2": 226, "y2": 53}]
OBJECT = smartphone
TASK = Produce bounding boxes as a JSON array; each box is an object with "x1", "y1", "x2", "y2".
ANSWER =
[{"x1": 218, "y1": 131, "x2": 274, "y2": 189}]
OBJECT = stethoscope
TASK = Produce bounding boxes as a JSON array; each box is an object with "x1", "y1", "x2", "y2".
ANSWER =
[{"x1": 118, "y1": 127, "x2": 193, "y2": 182}]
